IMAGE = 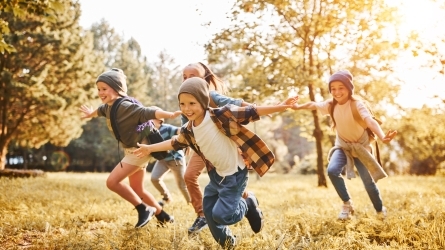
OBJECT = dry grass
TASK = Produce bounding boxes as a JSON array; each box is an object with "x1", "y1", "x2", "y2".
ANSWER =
[{"x1": 1, "y1": 172, "x2": 444, "y2": 250}]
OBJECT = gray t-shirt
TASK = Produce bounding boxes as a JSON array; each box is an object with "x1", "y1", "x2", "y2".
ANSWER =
[{"x1": 97, "y1": 99, "x2": 158, "y2": 148}]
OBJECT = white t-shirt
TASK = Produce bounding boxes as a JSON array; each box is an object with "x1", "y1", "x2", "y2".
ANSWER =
[
  {"x1": 315, "y1": 99, "x2": 371, "y2": 142},
  {"x1": 192, "y1": 111, "x2": 245, "y2": 176}
]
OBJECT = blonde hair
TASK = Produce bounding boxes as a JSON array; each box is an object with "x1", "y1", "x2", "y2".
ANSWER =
[{"x1": 184, "y1": 62, "x2": 228, "y2": 94}]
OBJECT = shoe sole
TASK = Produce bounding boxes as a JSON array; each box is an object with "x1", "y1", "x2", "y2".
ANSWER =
[{"x1": 187, "y1": 224, "x2": 208, "y2": 235}]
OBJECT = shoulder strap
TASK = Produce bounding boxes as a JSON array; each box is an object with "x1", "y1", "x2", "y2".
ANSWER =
[
  {"x1": 350, "y1": 100, "x2": 367, "y2": 129},
  {"x1": 110, "y1": 97, "x2": 129, "y2": 141}
]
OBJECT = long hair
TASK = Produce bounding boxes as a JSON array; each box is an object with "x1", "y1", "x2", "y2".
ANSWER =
[
  {"x1": 329, "y1": 94, "x2": 362, "y2": 129},
  {"x1": 185, "y1": 62, "x2": 228, "y2": 94}
]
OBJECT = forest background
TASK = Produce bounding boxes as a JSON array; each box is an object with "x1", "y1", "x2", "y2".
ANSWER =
[{"x1": 1, "y1": 0, "x2": 445, "y2": 187}]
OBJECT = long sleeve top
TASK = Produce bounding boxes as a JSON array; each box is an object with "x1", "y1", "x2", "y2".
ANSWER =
[{"x1": 172, "y1": 104, "x2": 274, "y2": 177}]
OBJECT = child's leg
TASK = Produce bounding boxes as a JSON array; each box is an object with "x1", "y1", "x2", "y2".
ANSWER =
[
  {"x1": 169, "y1": 158, "x2": 191, "y2": 203},
  {"x1": 184, "y1": 152, "x2": 206, "y2": 216},
  {"x1": 353, "y1": 158, "x2": 383, "y2": 212},
  {"x1": 129, "y1": 168, "x2": 163, "y2": 213},
  {"x1": 106, "y1": 162, "x2": 144, "y2": 206},
  {"x1": 150, "y1": 160, "x2": 171, "y2": 201},
  {"x1": 203, "y1": 167, "x2": 248, "y2": 248},
  {"x1": 327, "y1": 149, "x2": 350, "y2": 202}
]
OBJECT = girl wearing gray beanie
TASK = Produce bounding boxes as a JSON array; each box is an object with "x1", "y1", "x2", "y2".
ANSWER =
[
  {"x1": 79, "y1": 68, "x2": 182, "y2": 228},
  {"x1": 291, "y1": 69, "x2": 397, "y2": 220}
]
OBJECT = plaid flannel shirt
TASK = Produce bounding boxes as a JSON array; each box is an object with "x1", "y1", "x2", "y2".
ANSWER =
[{"x1": 171, "y1": 104, "x2": 275, "y2": 177}]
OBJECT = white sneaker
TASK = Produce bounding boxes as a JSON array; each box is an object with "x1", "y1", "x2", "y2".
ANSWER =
[
  {"x1": 338, "y1": 201, "x2": 354, "y2": 220},
  {"x1": 377, "y1": 206, "x2": 387, "y2": 219}
]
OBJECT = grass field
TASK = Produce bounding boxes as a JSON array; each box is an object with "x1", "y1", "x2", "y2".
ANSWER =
[{"x1": 1, "y1": 172, "x2": 444, "y2": 249}]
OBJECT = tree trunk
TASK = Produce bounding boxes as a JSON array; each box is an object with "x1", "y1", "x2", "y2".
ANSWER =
[
  {"x1": 307, "y1": 83, "x2": 327, "y2": 187},
  {"x1": 0, "y1": 146, "x2": 6, "y2": 170}
]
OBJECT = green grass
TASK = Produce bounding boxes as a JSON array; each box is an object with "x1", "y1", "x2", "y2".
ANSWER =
[{"x1": 1, "y1": 172, "x2": 444, "y2": 249}]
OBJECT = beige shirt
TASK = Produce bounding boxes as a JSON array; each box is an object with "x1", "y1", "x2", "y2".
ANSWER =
[{"x1": 315, "y1": 99, "x2": 371, "y2": 143}]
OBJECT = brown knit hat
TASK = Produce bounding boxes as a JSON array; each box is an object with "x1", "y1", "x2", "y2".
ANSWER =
[
  {"x1": 178, "y1": 77, "x2": 209, "y2": 109},
  {"x1": 96, "y1": 68, "x2": 128, "y2": 96}
]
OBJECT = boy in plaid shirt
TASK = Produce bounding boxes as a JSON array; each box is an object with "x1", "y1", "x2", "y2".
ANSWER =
[{"x1": 134, "y1": 77, "x2": 298, "y2": 248}]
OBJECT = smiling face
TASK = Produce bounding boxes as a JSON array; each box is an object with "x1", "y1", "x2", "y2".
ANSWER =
[
  {"x1": 330, "y1": 80, "x2": 351, "y2": 104},
  {"x1": 96, "y1": 81, "x2": 120, "y2": 105},
  {"x1": 179, "y1": 93, "x2": 206, "y2": 126},
  {"x1": 182, "y1": 65, "x2": 204, "y2": 82}
]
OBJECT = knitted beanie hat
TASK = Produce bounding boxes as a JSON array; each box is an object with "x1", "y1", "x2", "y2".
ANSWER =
[
  {"x1": 96, "y1": 68, "x2": 128, "y2": 96},
  {"x1": 178, "y1": 77, "x2": 209, "y2": 110},
  {"x1": 328, "y1": 70, "x2": 354, "y2": 94}
]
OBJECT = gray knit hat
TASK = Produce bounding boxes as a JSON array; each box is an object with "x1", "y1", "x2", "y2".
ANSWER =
[
  {"x1": 328, "y1": 70, "x2": 354, "y2": 94},
  {"x1": 178, "y1": 77, "x2": 209, "y2": 109},
  {"x1": 96, "y1": 68, "x2": 128, "y2": 96}
]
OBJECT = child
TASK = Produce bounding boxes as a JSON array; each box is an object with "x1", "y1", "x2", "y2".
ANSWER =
[
  {"x1": 134, "y1": 77, "x2": 299, "y2": 248},
  {"x1": 181, "y1": 62, "x2": 253, "y2": 234},
  {"x1": 79, "y1": 68, "x2": 181, "y2": 228},
  {"x1": 149, "y1": 109, "x2": 191, "y2": 205},
  {"x1": 292, "y1": 70, "x2": 397, "y2": 220}
]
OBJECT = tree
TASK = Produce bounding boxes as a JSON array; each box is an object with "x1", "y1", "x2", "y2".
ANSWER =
[
  {"x1": 0, "y1": 0, "x2": 102, "y2": 169},
  {"x1": 205, "y1": 0, "x2": 405, "y2": 186},
  {"x1": 0, "y1": 0, "x2": 63, "y2": 53},
  {"x1": 149, "y1": 51, "x2": 182, "y2": 122}
]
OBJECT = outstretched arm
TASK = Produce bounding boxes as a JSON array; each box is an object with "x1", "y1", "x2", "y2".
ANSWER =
[
  {"x1": 134, "y1": 140, "x2": 174, "y2": 158},
  {"x1": 365, "y1": 118, "x2": 397, "y2": 143},
  {"x1": 79, "y1": 105, "x2": 98, "y2": 119},
  {"x1": 255, "y1": 96, "x2": 299, "y2": 116},
  {"x1": 292, "y1": 101, "x2": 318, "y2": 110},
  {"x1": 155, "y1": 109, "x2": 183, "y2": 120}
]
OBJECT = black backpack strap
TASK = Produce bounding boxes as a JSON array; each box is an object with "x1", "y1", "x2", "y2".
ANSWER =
[
  {"x1": 109, "y1": 97, "x2": 129, "y2": 168},
  {"x1": 110, "y1": 97, "x2": 129, "y2": 141}
]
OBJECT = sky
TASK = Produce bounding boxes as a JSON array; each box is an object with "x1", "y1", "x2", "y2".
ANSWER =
[
  {"x1": 79, "y1": 0, "x2": 233, "y2": 66},
  {"x1": 78, "y1": 0, "x2": 445, "y2": 109}
]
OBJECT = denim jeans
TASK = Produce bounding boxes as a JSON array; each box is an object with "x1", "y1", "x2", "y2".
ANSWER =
[
  {"x1": 203, "y1": 167, "x2": 248, "y2": 248},
  {"x1": 327, "y1": 148, "x2": 383, "y2": 212}
]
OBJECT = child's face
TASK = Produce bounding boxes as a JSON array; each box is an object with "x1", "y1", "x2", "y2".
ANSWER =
[
  {"x1": 179, "y1": 93, "x2": 205, "y2": 126},
  {"x1": 183, "y1": 65, "x2": 204, "y2": 82},
  {"x1": 330, "y1": 81, "x2": 350, "y2": 104},
  {"x1": 96, "y1": 81, "x2": 119, "y2": 105}
]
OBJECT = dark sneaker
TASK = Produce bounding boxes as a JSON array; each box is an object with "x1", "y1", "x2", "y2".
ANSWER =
[
  {"x1": 155, "y1": 210, "x2": 174, "y2": 226},
  {"x1": 188, "y1": 216, "x2": 208, "y2": 234},
  {"x1": 135, "y1": 203, "x2": 156, "y2": 228},
  {"x1": 245, "y1": 192, "x2": 264, "y2": 233}
]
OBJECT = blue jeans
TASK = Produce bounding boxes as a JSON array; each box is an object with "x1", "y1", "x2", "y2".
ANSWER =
[
  {"x1": 203, "y1": 167, "x2": 248, "y2": 248},
  {"x1": 327, "y1": 149, "x2": 383, "y2": 212}
]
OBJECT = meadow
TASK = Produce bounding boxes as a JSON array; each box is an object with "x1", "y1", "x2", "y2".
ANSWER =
[{"x1": 1, "y1": 172, "x2": 444, "y2": 250}]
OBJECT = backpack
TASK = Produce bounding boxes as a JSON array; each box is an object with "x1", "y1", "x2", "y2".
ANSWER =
[
  {"x1": 110, "y1": 97, "x2": 169, "y2": 161},
  {"x1": 329, "y1": 99, "x2": 383, "y2": 166}
]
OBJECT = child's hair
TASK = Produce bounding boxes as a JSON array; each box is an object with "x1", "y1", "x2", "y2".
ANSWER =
[{"x1": 185, "y1": 62, "x2": 228, "y2": 94}]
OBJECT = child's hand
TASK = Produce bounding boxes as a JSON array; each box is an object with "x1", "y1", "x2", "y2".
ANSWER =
[
  {"x1": 381, "y1": 130, "x2": 397, "y2": 143},
  {"x1": 280, "y1": 96, "x2": 299, "y2": 110},
  {"x1": 169, "y1": 110, "x2": 182, "y2": 119},
  {"x1": 134, "y1": 143, "x2": 152, "y2": 158},
  {"x1": 79, "y1": 105, "x2": 95, "y2": 119}
]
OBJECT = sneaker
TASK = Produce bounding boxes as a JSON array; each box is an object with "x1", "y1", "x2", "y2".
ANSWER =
[
  {"x1": 338, "y1": 201, "x2": 354, "y2": 220},
  {"x1": 377, "y1": 206, "x2": 387, "y2": 219},
  {"x1": 225, "y1": 235, "x2": 237, "y2": 250},
  {"x1": 245, "y1": 192, "x2": 264, "y2": 233},
  {"x1": 188, "y1": 216, "x2": 208, "y2": 234},
  {"x1": 155, "y1": 210, "x2": 175, "y2": 226},
  {"x1": 135, "y1": 203, "x2": 156, "y2": 228}
]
